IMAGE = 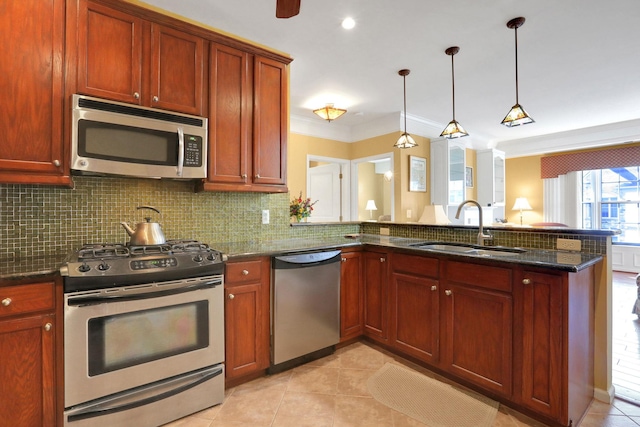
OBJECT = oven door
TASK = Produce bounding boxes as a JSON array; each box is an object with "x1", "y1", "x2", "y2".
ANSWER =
[{"x1": 64, "y1": 275, "x2": 224, "y2": 408}]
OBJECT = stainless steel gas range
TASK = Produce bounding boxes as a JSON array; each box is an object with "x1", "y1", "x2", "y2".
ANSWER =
[{"x1": 59, "y1": 239, "x2": 226, "y2": 427}]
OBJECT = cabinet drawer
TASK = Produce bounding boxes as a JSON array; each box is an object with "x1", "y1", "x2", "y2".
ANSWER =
[
  {"x1": 444, "y1": 261, "x2": 512, "y2": 292},
  {"x1": 226, "y1": 260, "x2": 263, "y2": 284},
  {"x1": 0, "y1": 282, "x2": 55, "y2": 318},
  {"x1": 392, "y1": 253, "x2": 439, "y2": 278}
]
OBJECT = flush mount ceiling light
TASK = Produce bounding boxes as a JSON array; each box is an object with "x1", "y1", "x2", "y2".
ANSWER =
[
  {"x1": 313, "y1": 103, "x2": 346, "y2": 122},
  {"x1": 440, "y1": 46, "x2": 468, "y2": 139},
  {"x1": 501, "y1": 17, "x2": 535, "y2": 127},
  {"x1": 394, "y1": 69, "x2": 418, "y2": 149}
]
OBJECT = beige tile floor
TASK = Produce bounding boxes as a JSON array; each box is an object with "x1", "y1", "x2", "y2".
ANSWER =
[{"x1": 164, "y1": 341, "x2": 640, "y2": 427}]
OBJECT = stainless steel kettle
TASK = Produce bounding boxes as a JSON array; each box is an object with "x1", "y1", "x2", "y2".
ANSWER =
[{"x1": 121, "y1": 206, "x2": 166, "y2": 246}]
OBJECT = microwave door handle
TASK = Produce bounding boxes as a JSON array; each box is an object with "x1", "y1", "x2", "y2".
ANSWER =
[{"x1": 177, "y1": 127, "x2": 184, "y2": 177}]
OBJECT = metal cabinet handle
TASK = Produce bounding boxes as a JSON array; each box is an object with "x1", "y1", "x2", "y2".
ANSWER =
[
  {"x1": 44, "y1": 323, "x2": 52, "y2": 332},
  {"x1": 153, "y1": 96, "x2": 159, "y2": 102},
  {"x1": 242, "y1": 270, "x2": 249, "y2": 275},
  {"x1": 133, "y1": 92, "x2": 140, "y2": 99},
  {"x1": 53, "y1": 159, "x2": 61, "y2": 167},
  {"x1": 1, "y1": 298, "x2": 11, "y2": 307},
  {"x1": 431, "y1": 285, "x2": 437, "y2": 291},
  {"x1": 522, "y1": 278, "x2": 531, "y2": 285},
  {"x1": 445, "y1": 290, "x2": 452, "y2": 296},
  {"x1": 228, "y1": 294, "x2": 235, "y2": 300}
]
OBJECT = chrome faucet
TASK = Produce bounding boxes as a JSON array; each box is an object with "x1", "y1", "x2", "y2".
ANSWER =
[{"x1": 455, "y1": 199, "x2": 493, "y2": 246}]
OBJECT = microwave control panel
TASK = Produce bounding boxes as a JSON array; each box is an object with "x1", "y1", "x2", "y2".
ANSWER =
[{"x1": 184, "y1": 135, "x2": 203, "y2": 167}]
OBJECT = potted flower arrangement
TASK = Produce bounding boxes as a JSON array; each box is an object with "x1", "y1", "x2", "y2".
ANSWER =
[{"x1": 290, "y1": 191, "x2": 317, "y2": 222}]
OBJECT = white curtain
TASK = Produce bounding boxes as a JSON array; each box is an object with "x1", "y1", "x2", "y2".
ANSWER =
[{"x1": 542, "y1": 171, "x2": 580, "y2": 227}]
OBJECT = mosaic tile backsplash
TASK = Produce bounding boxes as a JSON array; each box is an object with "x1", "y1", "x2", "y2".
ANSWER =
[{"x1": 0, "y1": 176, "x2": 358, "y2": 262}]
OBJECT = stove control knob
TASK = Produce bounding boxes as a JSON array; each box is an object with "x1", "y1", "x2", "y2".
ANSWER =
[
  {"x1": 207, "y1": 253, "x2": 216, "y2": 261},
  {"x1": 97, "y1": 261, "x2": 110, "y2": 271},
  {"x1": 78, "y1": 263, "x2": 91, "y2": 273},
  {"x1": 193, "y1": 255, "x2": 203, "y2": 263}
]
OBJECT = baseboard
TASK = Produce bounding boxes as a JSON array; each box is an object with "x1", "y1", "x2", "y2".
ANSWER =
[{"x1": 594, "y1": 385, "x2": 615, "y2": 404}]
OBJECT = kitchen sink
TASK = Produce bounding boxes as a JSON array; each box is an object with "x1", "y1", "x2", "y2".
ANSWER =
[{"x1": 409, "y1": 242, "x2": 526, "y2": 257}]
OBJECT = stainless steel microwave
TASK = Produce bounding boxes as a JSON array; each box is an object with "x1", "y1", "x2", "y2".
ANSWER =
[{"x1": 71, "y1": 94, "x2": 207, "y2": 179}]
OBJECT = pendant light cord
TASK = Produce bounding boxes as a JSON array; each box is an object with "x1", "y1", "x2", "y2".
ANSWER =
[
  {"x1": 403, "y1": 74, "x2": 408, "y2": 132},
  {"x1": 514, "y1": 26, "x2": 519, "y2": 104},
  {"x1": 451, "y1": 53, "x2": 456, "y2": 120}
]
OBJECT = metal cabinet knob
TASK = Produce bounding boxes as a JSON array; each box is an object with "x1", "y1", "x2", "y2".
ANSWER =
[
  {"x1": 431, "y1": 285, "x2": 437, "y2": 291},
  {"x1": 445, "y1": 290, "x2": 452, "y2": 296},
  {"x1": 153, "y1": 96, "x2": 159, "y2": 102},
  {"x1": 380, "y1": 258, "x2": 386, "y2": 262},
  {"x1": 255, "y1": 174, "x2": 261, "y2": 179},
  {"x1": 242, "y1": 270, "x2": 249, "y2": 275},
  {"x1": 44, "y1": 323, "x2": 52, "y2": 332},
  {"x1": 522, "y1": 278, "x2": 531, "y2": 285},
  {"x1": 241, "y1": 174, "x2": 248, "y2": 180},
  {"x1": 133, "y1": 92, "x2": 140, "y2": 99},
  {"x1": 228, "y1": 294, "x2": 235, "y2": 300},
  {"x1": 53, "y1": 159, "x2": 61, "y2": 167},
  {"x1": 1, "y1": 298, "x2": 11, "y2": 307}
]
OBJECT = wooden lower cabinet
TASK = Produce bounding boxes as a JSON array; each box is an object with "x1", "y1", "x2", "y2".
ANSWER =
[
  {"x1": 0, "y1": 280, "x2": 58, "y2": 427},
  {"x1": 224, "y1": 257, "x2": 270, "y2": 380},
  {"x1": 340, "y1": 249, "x2": 363, "y2": 342},
  {"x1": 515, "y1": 267, "x2": 594, "y2": 426},
  {"x1": 363, "y1": 249, "x2": 389, "y2": 342},
  {"x1": 389, "y1": 253, "x2": 440, "y2": 364}
]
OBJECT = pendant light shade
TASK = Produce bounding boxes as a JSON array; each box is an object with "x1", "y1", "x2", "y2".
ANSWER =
[
  {"x1": 394, "y1": 69, "x2": 418, "y2": 149},
  {"x1": 313, "y1": 103, "x2": 346, "y2": 122},
  {"x1": 440, "y1": 46, "x2": 468, "y2": 139},
  {"x1": 501, "y1": 17, "x2": 534, "y2": 127}
]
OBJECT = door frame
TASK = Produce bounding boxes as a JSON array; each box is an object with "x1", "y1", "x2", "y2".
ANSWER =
[{"x1": 307, "y1": 155, "x2": 351, "y2": 222}]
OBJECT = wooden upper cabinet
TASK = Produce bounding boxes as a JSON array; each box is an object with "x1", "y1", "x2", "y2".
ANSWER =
[
  {"x1": 253, "y1": 56, "x2": 287, "y2": 188},
  {"x1": 201, "y1": 50, "x2": 289, "y2": 193},
  {"x1": 0, "y1": 0, "x2": 69, "y2": 185},
  {"x1": 77, "y1": 0, "x2": 204, "y2": 115}
]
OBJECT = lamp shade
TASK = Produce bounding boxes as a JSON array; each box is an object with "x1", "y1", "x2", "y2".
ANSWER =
[
  {"x1": 440, "y1": 119, "x2": 468, "y2": 139},
  {"x1": 418, "y1": 205, "x2": 451, "y2": 225},
  {"x1": 501, "y1": 103, "x2": 534, "y2": 127},
  {"x1": 365, "y1": 200, "x2": 378, "y2": 211},
  {"x1": 313, "y1": 103, "x2": 346, "y2": 122},
  {"x1": 395, "y1": 132, "x2": 417, "y2": 149},
  {"x1": 512, "y1": 197, "x2": 532, "y2": 211}
]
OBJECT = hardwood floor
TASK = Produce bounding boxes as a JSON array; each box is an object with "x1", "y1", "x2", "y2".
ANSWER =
[{"x1": 613, "y1": 271, "x2": 640, "y2": 404}]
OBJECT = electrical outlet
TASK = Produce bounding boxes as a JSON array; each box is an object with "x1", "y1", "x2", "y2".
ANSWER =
[
  {"x1": 557, "y1": 238, "x2": 581, "y2": 251},
  {"x1": 380, "y1": 227, "x2": 390, "y2": 236},
  {"x1": 406, "y1": 209, "x2": 412, "y2": 219},
  {"x1": 261, "y1": 209, "x2": 269, "y2": 224}
]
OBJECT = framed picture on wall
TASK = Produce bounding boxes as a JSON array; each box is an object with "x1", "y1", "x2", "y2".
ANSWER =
[
  {"x1": 409, "y1": 156, "x2": 427, "y2": 192},
  {"x1": 465, "y1": 166, "x2": 474, "y2": 188}
]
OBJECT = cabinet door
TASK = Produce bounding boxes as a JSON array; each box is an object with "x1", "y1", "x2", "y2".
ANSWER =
[
  {"x1": 363, "y1": 251, "x2": 388, "y2": 341},
  {"x1": 519, "y1": 270, "x2": 564, "y2": 421},
  {"x1": 340, "y1": 251, "x2": 363, "y2": 341},
  {"x1": 0, "y1": 314, "x2": 55, "y2": 427},
  {"x1": 0, "y1": 0, "x2": 67, "y2": 185},
  {"x1": 150, "y1": 24, "x2": 204, "y2": 115},
  {"x1": 253, "y1": 56, "x2": 287, "y2": 188},
  {"x1": 390, "y1": 272, "x2": 439, "y2": 364},
  {"x1": 207, "y1": 43, "x2": 251, "y2": 185},
  {"x1": 442, "y1": 283, "x2": 513, "y2": 397},
  {"x1": 77, "y1": 0, "x2": 144, "y2": 105}
]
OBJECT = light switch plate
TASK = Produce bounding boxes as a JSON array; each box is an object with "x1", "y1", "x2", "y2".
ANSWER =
[
  {"x1": 261, "y1": 210, "x2": 269, "y2": 224},
  {"x1": 557, "y1": 238, "x2": 581, "y2": 251}
]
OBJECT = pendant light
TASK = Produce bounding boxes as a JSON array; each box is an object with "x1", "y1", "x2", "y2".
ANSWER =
[
  {"x1": 501, "y1": 17, "x2": 534, "y2": 127},
  {"x1": 440, "y1": 46, "x2": 468, "y2": 139},
  {"x1": 394, "y1": 69, "x2": 417, "y2": 149}
]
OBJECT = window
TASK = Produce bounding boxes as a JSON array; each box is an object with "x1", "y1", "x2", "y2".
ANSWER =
[{"x1": 582, "y1": 167, "x2": 640, "y2": 243}]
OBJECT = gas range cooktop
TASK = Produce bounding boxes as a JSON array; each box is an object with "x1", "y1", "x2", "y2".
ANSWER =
[{"x1": 60, "y1": 239, "x2": 226, "y2": 292}]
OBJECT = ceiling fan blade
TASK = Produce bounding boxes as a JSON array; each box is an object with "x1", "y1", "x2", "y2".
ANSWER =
[{"x1": 276, "y1": 0, "x2": 300, "y2": 18}]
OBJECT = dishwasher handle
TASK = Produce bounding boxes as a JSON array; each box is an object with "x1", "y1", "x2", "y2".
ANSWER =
[{"x1": 273, "y1": 250, "x2": 341, "y2": 270}]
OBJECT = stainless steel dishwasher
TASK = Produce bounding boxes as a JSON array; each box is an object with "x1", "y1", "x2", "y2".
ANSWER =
[{"x1": 271, "y1": 250, "x2": 341, "y2": 369}]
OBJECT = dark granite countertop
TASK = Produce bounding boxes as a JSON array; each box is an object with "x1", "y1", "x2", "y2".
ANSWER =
[
  {"x1": 214, "y1": 234, "x2": 602, "y2": 273},
  {"x1": 1, "y1": 233, "x2": 603, "y2": 285}
]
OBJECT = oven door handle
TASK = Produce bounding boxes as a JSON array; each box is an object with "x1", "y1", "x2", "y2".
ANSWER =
[
  {"x1": 66, "y1": 280, "x2": 221, "y2": 306},
  {"x1": 66, "y1": 365, "x2": 223, "y2": 422}
]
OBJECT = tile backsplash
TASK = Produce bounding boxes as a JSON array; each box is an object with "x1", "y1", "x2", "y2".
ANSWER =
[{"x1": 0, "y1": 176, "x2": 357, "y2": 261}]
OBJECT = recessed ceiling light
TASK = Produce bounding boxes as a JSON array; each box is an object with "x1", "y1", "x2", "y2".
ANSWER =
[{"x1": 342, "y1": 17, "x2": 355, "y2": 30}]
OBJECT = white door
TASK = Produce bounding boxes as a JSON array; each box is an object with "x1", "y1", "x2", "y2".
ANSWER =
[{"x1": 308, "y1": 163, "x2": 342, "y2": 222}]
